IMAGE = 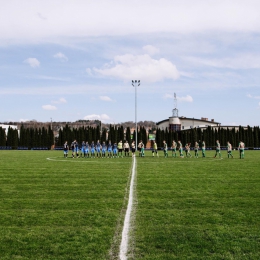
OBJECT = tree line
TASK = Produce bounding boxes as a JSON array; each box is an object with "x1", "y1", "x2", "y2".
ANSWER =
[
  {"x1": 156, "y1": 126, "x2": 260, "y2": 148},
  {"x1": 1, "y1": 124, "x2": 259, "y2": 149},
  {"x1": 56, "y1": 124, "x2": 147, "y2": 147},
  {"x1": 0, "y1": 125, "x2": 54, "y2": 149}
]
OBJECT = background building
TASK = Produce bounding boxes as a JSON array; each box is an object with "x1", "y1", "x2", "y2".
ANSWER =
[{"x1": 156, "y1": 107, "x2": 221, "y2": 131}]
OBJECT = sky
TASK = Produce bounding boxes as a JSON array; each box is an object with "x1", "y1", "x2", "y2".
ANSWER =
[{"x1": 0, "y1": 0, "x2": 260, "y2": 126}]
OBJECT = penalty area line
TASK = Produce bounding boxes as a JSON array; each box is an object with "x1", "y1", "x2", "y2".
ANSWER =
[{"x1": 119, "y1": 156, "x2": 136, "y2": 260}]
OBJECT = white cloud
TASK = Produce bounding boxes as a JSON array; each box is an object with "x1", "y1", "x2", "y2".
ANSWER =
[
  {"x1": 84, "y1": 114, "x2": 111, "y2": 122},
  {"x1": 42, "y1": 105, "x2": 57, "y2": 110},
  {"x1": 142, "y1": 45, "x2": 160, "y2": 56},
  {"x1": 247, "y1": 94, "x2": 260, "y2": 99},
  {"x1": 20, "y1": 118, "x2": 29, "y2": 122},
  {"x1": 25, "y1": 75, "x2": 70, "y2": 81},
  {"x1": 1, "y1": 1, "x2": 260, "y2": 44},
  {"x1": 163, "y1": 94, "x2": 193, "y2": 102},
  {"x1": 178, "y1": 95, "x2": 193, "y2": 102},
  {"x1": 52, "y1": 97, "x2": 67, "y2": 104},
  {"x1": 24, "y1": 58, "x2": 40, "y2": 68},
  {"x1": 99, "y1": 96, "x2": 112, "y2": 101},
  {"x1": 185, "y1": 54, "x2": 260, "y2": 69},
  {"x1": 163, "y1": 94, "x2": 173, "y2": 99},
  {"x1": 86, "y1": 68, "x2": 93, "y2": 76},
  {"x1": 53, "y1": 52, "x2": 68, "y2": 62},
  {"x1": 93, "y1": 54, "x2": 180, "y2": 83}
]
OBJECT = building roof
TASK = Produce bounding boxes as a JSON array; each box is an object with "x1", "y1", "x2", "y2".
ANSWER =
[{"x1": 156, "y1": 117, "x2": 221, "y2": 126}]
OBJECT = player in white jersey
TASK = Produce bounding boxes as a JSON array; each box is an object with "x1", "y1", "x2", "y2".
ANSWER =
[
  {"x1": 131, "y1": 141, "x2": 136, "y2": 157},
  {"x1": 238, "y1": 141, "x2": 245, "y2": 159},
  {"x1": 171, "y1": 140, "x2": 177, "y2": 158},
  {"x1": 163, "y1": 140, "x2": 168, "y2": 158},
  {"x1": 227, "y1": 141, "x2": 234, "y2": 158},
  {"x1": 63, "y1": 141, "x2": 69, "y2": 158},
  {"x1": 185, "y1": 143, "x2": 192, "y2": 158},
  {"x1": 118, "y1": 140, "x2": 123, "y2": 157},
  {"x1": 201, "y1": 141, "x2": 206, "y2": 157},
  {"x1": 178, "y1": 140, "x2": 184, "y2": 158},
  {"x1": 152, "y1": 141, "x2": 159, "y2": 157},
  {"x1": 140, "y1": 140, "x2": 145, "y2": 157},
  {"x1": 194, "y1": 141, "x2": 199, "y2": 158},
  {"x1": 123, "y1": 140, "x2": 130, "y2": 157},
  {"x1": 214, "y1": 140, "x2": 222, "y2": 158}
]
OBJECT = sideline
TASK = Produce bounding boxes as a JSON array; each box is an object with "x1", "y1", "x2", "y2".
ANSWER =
[
  {"x1": 46, "y1": 157, "x2": 96, "y2": 163},
  {"x1": 119, "y1": 156, "x2": 136, "y2": 260},
  {"x1": 46, "y1": 157, "x2": 131, "y2": 163},
  {"x1": 134, "y1": 157, "x2": 224, "y2": 163}
]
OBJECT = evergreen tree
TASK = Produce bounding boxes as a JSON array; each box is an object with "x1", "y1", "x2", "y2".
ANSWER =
[
  {"x1": 48, "y1": 126, "x2": 54, "y2": 148},
  {"x1": 0, "y1": 127, "x2": 6, "y2": 146},
  {"x1": 126, "y1": 127, "x2": 131, "y2": 142},
  {"x1": 7, "y1": 127, "x2": 18, "y2": 149},
  {"x1": 101, "y1": 128, "x2": 107, "y2": 142},
  {"x1": 254, "y1": 126, "x2": 259, "y2": 147}
]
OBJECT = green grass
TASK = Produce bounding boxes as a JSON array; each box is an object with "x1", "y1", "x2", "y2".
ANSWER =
[
  {"x1": 0, "y1": 151, "x2": 132, "y2": 260},
  {"x1": 133, "y1": 150, "x2": 260, "y2": 259},
  {"x1": 0, "y1": 150, "x2": 259, "y2": 259}
]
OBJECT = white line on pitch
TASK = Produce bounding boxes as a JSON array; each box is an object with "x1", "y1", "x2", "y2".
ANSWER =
[{"x1": 119, "y1": 156, "x2": 136, "y2": 260}]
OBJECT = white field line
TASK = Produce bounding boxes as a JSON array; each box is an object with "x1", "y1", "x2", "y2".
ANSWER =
[{"x1": 119, "y1": 156, "x2": 136, "y2": 260}]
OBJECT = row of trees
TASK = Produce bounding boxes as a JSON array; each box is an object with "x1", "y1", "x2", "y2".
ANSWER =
[
  {"x1": 1, "y1": 125, "x2": 260, "y2": 149},
  {"x1": 156, "y1": 126, "x2": 260, "y2": 148},
  {"x1": 0, "y1": 126, "x2": 54, "y2": 149},
  {"x1": 56, "y1": 125, "x2": 148, "y2": 147}
]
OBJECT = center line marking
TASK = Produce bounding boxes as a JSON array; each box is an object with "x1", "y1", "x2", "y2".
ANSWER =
[{"x1": 119, "y1": 156, "x2": 136, "y2": 260}]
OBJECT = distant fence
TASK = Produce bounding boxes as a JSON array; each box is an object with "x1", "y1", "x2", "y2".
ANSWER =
[
  {"x1": 0, "y1": 146, "x2": 49, "y2": 150},
  {"x1": 0, "y1": 146, "x2": 260, "y2": 151}
]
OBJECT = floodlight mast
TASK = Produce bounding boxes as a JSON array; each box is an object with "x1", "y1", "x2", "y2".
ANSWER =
[{"x1": 132, "y1": 80, "x2": 140, "y2": 147}]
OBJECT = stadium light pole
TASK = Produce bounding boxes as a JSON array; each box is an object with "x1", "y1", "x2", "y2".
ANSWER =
[{"x1": 132, "y1": 80, "x2": 140, "y2": 146}]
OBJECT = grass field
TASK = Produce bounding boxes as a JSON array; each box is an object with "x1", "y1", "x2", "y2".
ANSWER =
[{"x1": 0, "y1": 150, "x2": 259, "y2": 259}]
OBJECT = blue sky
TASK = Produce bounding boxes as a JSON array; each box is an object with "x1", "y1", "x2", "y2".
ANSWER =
[{"x1": 0, "y1": 0, "x2": 260, "y2": 126}]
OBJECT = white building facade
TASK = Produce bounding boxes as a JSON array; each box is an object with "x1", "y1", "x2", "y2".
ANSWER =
[{"x1": 156, "y1": 108, "x2": 221, "y2": 131}]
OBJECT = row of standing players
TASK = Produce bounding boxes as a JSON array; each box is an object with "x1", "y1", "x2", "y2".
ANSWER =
[
  {"x1": 63, "y1": 140, "x2": 143, "y2": 158},
  {"x1": 63, "y1": 139, "x2": 246, "y2": 159},
  {"x1": 161, "y1": 140, "x2": 245, "y2": 159}
]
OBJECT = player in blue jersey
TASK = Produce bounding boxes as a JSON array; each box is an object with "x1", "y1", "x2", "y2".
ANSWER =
[
  {"x1": 85, "y1": 141, "x2": 90, "y2": 158},
  {"x1": 101, "y1": 141, "x2": 107, "y2": 158},
  {"x1": 113, "y1": 143, "x2": 118, "y2": 158},
  {"x1": 74, "y1": 140, "x2": 79, "y2": 158},
  {"x1": 80, "y1": 141, "x2": 86, "y2": 157},
  {"x1": 63, "y1": 141, "x2": 69, "y2": 158},
  {"x1": 96, "y1": 140, "x2": 101, "y2": 158},
  {"x1": 107, "y1": 140, "x2": 112, "y2": 158},
  {"x1": 71, "y1": 141, "x2": 75, "y2": 158},
  {"x1": 90, "y1": 141, "x2": 95, "y2": 158}
]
